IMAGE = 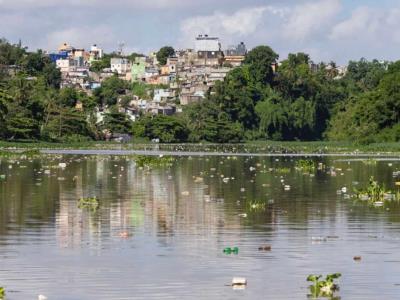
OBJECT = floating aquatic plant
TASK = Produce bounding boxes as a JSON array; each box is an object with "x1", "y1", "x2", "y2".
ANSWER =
[
  {"x1": 274, "y1": 167, "x2": 291, "y2": 174},
  {"x1": 307, "y1": 273, "x2": 341, "y2": 299},
  {"x1": 353, "y1": 177, "x2": 398, "y2": 205},
  {"x1": 0, "y1": 286, "x2": 4, "y2": 298},
  {"x1": 362, "y1": 159, "x2": 377, "y2": 165},
  {"x1": 133, "y1": 155, "x2": 175, "y2": 168},
  {"x1": 295, "y1": 160, "x2": 316, "y2": 173},
  {"x1": 78, "y1": 197, "x2": 100, "y2": 210},
  {"x1": 248, "y1": 200, "x2": 267, "y2": 212},
  {"x1": 0, "y1": 149, "x2": 40, "y2": 158}
]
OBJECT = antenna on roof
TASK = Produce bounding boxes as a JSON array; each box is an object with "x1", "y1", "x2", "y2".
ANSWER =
[{"x1": 117, "y1": 41, "x2": 125, "y2": 56}]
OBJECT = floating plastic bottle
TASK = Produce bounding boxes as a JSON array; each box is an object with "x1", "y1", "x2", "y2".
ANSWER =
[{"x1": 223, "y1": 247, "x2": 239, "y2": 254}]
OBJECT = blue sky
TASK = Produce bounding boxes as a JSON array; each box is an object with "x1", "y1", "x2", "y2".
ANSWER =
[{"x1": 0, "y1": 0, "x2": 399, "y2": 64}]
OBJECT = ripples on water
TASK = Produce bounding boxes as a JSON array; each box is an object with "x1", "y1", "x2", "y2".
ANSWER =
[{"x1": 0, "y1": 155, "x2": 400, "y2": 299}]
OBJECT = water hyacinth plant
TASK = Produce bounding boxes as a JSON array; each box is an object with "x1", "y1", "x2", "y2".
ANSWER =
[
  {"x1": 353, "y1": 177, "x2": 398, "y2": 205},
  {"x1": 295, "y1": 160, "x2": 316, "y2": 173},
  {"x1": 248, "y1": 200, "x2": 267, "y2": 212},
  {"x1": 133, "y1": 155, "x2": 175, "y2": 168},
  {"x1": 0, "y1": 149, "x2": 41, "y2": 158},
  {"x1": 274, "y1": 167, "x2": 291, "y2": 174},
  {"x1": 78, "y1": 197, "x2": 100, "y2": 211},
  {"x1": 0, "y1": 286, "x2": 4, "y2": 298},
  {"x1": 307, "y1": 273, "x2": 341, "y2": 299}
]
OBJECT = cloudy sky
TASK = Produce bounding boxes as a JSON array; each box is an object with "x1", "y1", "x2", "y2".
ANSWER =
[{"x1": 1, "y1": 0, "x2": 399, "y2": 64}]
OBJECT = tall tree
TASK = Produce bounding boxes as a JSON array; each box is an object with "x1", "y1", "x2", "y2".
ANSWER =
[{"x1": 156, "y1": 46, "x2": 175, "y2": 66}]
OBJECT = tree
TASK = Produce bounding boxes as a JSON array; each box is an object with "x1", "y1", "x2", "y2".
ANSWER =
[
  {"x1": 100, "y1": 107, "x2": 133, "y2": 135},
  {"x1": 244, "y1": 45, "x2": 278, "y2": 84},
  {"x1": 327, "y1": 60, "x2": 400, "y2": 143},
  {"x1": 0, "y1": 38, "x2": 26, "y2": 66},
  {"x1": 255, "y1": 90, "x2": 288, "y2": 140},
  {"x1": 126, "y1": 52, "x2": 145, "y2": 62},
  {"x1": 42, "y1": 105, "x2": 91, "y2": 141},
  {"x1": 135, "y1": 115, "x2": 189, "y2": 143},
  {"x1": 93, "y1": 75, "x2": 128, "y2": 106},
  {"x1": 42, "y1": 62, "x2": 61, "y2": 89},
  {"x1": 90, "y1": 54, "x2": 111, "y2": 73},
  {"x1": 156, "y1": 46, "x2": 175, "y2": 66},
  {"x1": 0, "y1": 87, "x2": 10, "y2": 137}
]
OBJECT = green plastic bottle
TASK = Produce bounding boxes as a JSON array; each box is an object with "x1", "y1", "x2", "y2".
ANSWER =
[{"x1": 223, "y1": 247, "x2": 239, "y2": 254}]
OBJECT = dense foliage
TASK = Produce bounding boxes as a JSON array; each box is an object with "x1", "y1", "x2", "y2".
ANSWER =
[
  {"x1": 1, "y1": 37, "x2": 399, "y2": 144},
  {"x1": 181, "y1": 49, "x2": 399, "y2": 144},
  {"x1": 156, "y1": 46, "x2": 175, "y2": 66}
]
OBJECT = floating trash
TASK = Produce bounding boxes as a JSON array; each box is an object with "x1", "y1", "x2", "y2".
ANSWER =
[
  {"x1": 353, "y1": 256, "x2": 362, "y2": 261},
  {"x1": 194, "y1": 177, "x2": 204, "y2": 183},
  {"x1": 223, "y1": 247, "x2": 239, "y2": 255},
  {"x1": 181, "y1": 191, "x2": 190, "y2": 196},
  {"x1": 38, "y1": 295, "x2": 48, "y2": 300},
  {"x1": 312, "y1": 237, "x2": 327, "y2": 242},
  {"x1": 284, "y1": 185, "x2": 291, "y2": 191},
  {"x1": 58, "y1": 163, "x2": 67, "y2": 169},
  {"x1": 118, "y1": 232, "x2": 130, "y2": 239},
  {"x1": 258, "y1": 245, "x2": 272, "y2": 251},
  {"x1": 232, "y1": 277, "x2": 247, "y2": 287}
]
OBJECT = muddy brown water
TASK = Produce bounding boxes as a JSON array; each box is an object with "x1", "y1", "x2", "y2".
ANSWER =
[{"x1": 0, "y1": 154, "x2": 400, "y2": 299}]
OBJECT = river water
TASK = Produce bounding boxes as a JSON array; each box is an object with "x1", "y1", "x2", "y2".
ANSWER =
[{"x1": 1, "y1": 154, "x2": 400, "y2": 299}]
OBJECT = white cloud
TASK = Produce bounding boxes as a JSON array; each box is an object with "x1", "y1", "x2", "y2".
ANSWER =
[
  {"x1": 330, "y1": 7, "x2": 375, "y2": 40},
  {"x1": 282, "y1": 0, "x2": 342, "y2": 41},
  {"x1": 0, "y1": 0, "x2": 238, "y2": 9},
  {"x1": 179, "y1": 6, "x2": 285, "y2": 48},
  {"x1": 44, "y1": 26, "x2": 114, "y2": 51},
  {"x1": 2, "y1": 0, "x2": 400, "y2": 64},
  {"x1": 330, "y1": 7, "x2": 400, "y2": 42}
]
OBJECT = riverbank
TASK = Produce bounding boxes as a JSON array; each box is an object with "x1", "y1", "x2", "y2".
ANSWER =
[{"x1": 0, "y1": 141, "x2": 400, "y2": 156}]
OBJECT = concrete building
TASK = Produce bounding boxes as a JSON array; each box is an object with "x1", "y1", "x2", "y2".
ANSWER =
[
  {"x1": 111, "y1": 58, "x2": 131, "y2": 74},
  {"x1": 89, "y1": 44, "x2": 104, "y2": 62},
  {"x1": 224, "y1": 42, "x2": 247, "y2": 67},
  {"x1": 153, "y1": 89, "x2": 175, "y2": 102},
  {"x1": 56, "y1": 58, "x2": 76, "y2": 73},
  {"x1": 49, "y1": 51, "x2": 68, "y2": 63},
  {"x1": 131, "y1": 57, "x2": 146, "y2": 82},
  {"x1": 194, "y1": 35, "x2": 224, "y2": 66},
  {"x1": 225, "y1": 42, "x2": 247, "y2": 56},
  {"x1": 58, "y1": 42, "x2": 75, "y2": 53},
  {"x1": 144, "y1": 67, "x2": 159, "y2": 80}
]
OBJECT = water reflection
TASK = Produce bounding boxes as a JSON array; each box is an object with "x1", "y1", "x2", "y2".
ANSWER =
[{"x1": 0, "y1": 156, "x2": 400, "y2": 299}]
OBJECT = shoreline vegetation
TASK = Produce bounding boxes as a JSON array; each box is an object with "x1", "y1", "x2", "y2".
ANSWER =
[{"x1": 0, "y1": 141, "x2": 400, "y2": 156}]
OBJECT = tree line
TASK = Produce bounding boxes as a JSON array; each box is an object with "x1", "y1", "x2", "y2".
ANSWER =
[{"x1": 0, "y1": 38, "x2": 399, "y2": 144}]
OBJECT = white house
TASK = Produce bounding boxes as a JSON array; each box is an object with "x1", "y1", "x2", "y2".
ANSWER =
[
  {"x1": 90, "y1": 44, "x2": 103, "y2": 62},
  {"x1": 111, "y1": 58, "x2": 131, "y2": 74}
]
